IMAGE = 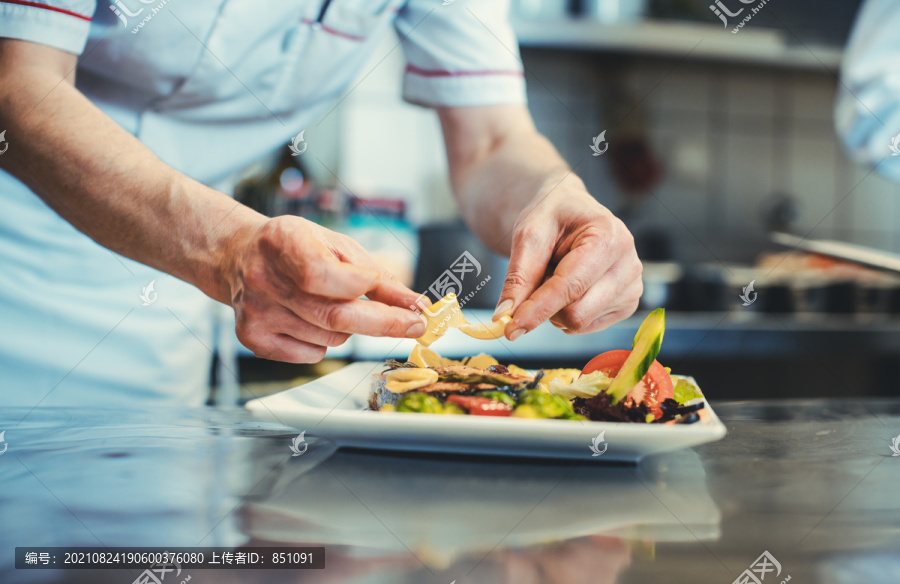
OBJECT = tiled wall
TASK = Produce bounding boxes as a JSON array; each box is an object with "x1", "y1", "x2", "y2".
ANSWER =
[
  {"x1": 523, "y1": 49, "x2": 900, "y2": 263},
  {"x1": 334, "y1": 34, "x2": 900, "y2": 264}
]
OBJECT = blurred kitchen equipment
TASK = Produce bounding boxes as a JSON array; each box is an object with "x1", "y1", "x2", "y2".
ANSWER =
[
  {"x1": 771, "y1": 232, "x2": 900, "y2": 274},
  {"x1": 667, "y1": 264, "x2": 730, "y2": 312},
  {"x1": 761, "y1": 194, "x2": 798, "y2": 234},
  {"x1": 512, "y1": 0, "x2": 568, "y2": 19},
  {"x1": 650, "y1": 0, "x2": 863, "y2": 45},
  {"x1": 339, "y1": 196, "x2": 418, "y2": 288},
  {"x1": 758, "y1": 282, "x2": 794, "y2": 314},
  {"x1": 578, "y1": 0, "x2": 649, "y2": 23},
  {"x1": 640, "y1": 262, "x2": 681, "y2": 309}
]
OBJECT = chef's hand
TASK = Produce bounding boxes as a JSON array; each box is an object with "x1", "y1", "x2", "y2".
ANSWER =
[
  {"x1": 495, "y1": 179, "x2": 643, "y2": 339},
  {"x1": 226, "y1": 215, "x2": 426, "y2": 363}
]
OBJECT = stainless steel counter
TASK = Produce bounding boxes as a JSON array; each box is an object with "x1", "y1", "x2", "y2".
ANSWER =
[{"x1": 2, "y1": 400, "x2": 899, "y2": 583}]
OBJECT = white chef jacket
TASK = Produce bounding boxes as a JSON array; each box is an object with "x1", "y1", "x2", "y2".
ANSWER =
[
  {"x1": 837, "y1": 0, "x2": 900, "y2": 182},
  {"x1": 0, "y1": 0, "x2": 525, "y2": 408}
]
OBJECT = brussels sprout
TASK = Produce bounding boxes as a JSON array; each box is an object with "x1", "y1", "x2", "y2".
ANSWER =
[
  {"x1": 511, "y1": 405, "x2": 541, "y2": 418},
  {"x1": 516, "y1": 389, "x2": 577, "y2": 419},
  {"x1": 442, "y1": 403, "x2": 466, "y2": 415},
  {"x1": 395, "y1": 392, "x2": 444, "y2": 414}
]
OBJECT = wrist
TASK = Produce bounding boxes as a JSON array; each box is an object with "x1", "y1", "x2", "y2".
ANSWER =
[
  {"x1": 169, "y1": 177, "x2": 268, "y2": 305},
  {"x1": 534, "y1": 170, "x2": 587, "y2": 204},
  {"x1": 212, "y1": 208, "x2": 268, "y2": 306}
]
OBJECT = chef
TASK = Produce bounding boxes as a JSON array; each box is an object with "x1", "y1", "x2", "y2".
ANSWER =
[
  {"x1": 0, "y1": 0, "x2": 642, "y2": 408},
  {"x1": 838, "y1": 0, "x2": 900, "y2": 181}
]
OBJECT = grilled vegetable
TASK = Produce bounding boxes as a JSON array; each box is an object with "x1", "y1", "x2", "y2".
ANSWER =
[{"x1": 433, "y1": 366, "x2": 529, "y2": 387}]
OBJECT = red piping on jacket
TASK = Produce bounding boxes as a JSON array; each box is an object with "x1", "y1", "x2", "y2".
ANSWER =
[
  {"x1": 405, "y1": 64, "x2": 524, "y2": 78},
  {"x1": 0, "y1": 0, "x2": 91, "y2": 21},
  {"x1": 300, "y1": 17, "x2": 366, "y2": 42}
]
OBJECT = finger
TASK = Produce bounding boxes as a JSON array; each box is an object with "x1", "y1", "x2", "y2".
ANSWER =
[
  {"x1": 276, "y1": 307, "x2": 350, "y2": 347},
  {"x1": 296, "y1": 252, "x2": 381, "y2": 300},
  {"x1": 562, "y1": 301, "x2": 640, "y2": 336},
  {"x1": 252, "y1": 334, "x2": 329, "y2": 364},
  {"x1": 235, "y1": 311, "x2": 330, "y2": 364},
  {"x1": 549, "y1": 276, "x2": 642, "y2": 332},
  {"x1": 294, "y1": 293, "x2": 427, "y2": 338},
  {"x1": 366, "y1": 276, "x2": 422, "y2": 310},
  {"x1": 329, "y1": 235, "x2": 421, "y2": 308},
  {"x1": 493, "y1": 225, "x2": 555, "y2": 321},
  {"x1": 507, "y1": 240, "x2": 613, "y2": 336}
]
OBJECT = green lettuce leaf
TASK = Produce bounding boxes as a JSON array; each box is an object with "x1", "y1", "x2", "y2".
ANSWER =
[
  {"x1": 673, "y1": 377, "x2": 703, "y2": 404},
  {"x1": 548, "y1": 370, "x2": 613, "y2": 400}
]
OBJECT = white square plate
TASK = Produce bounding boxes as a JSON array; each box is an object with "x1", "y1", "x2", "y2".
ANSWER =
[{"x1": 246, "y1": 362, "x2": 727, "y2": 462}]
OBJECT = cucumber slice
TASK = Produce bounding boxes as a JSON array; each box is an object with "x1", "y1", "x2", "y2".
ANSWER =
[{"x1": 607, "y1": 308, "x2": 665, "y2": 403}]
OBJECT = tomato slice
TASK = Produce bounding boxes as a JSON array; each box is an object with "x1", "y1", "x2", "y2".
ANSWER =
[
  {"x1": 446, "y1": 395, "x2": 513, "y2": 417},
  {"x1": 581, "y1": 349, "x2": 674, "y2": 418}
]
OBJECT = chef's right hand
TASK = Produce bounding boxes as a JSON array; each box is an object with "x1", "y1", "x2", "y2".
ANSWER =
[{"x1": 226, "y1": 215, "x2": 426, "y2": 363}]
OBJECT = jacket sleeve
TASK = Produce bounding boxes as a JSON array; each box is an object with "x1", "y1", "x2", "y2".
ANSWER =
[
  {"x1": 394, "y1": 0, "x2": 526, "y2": 108},
  {"x1": 836, "y1": 0, "x2": 900, "y2": 181},
  {"x1": 0, "y1": 0, "x2": 95, "y2": 54}
]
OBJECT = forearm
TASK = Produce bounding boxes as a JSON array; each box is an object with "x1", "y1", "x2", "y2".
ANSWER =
[
  {"x1": 0, "y1": 42, "x2": 264, "y2": 303},
  {"x1": 440, "y1": 106, "x2": 584, "y2": 255}
]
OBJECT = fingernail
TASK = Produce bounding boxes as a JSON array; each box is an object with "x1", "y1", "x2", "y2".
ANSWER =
[
  {"x1": 508, "y1": 328, "x2": 525, "y2": 342},
  {"x1": 405, "y1": 315, "x2": 427, "y2": 337},
  {"x1": 493, "y1": 299, "x2": 514, "y2": 319}
]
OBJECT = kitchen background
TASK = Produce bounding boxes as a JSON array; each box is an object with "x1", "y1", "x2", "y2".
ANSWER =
[{"x1": 230, "y1": 0, "x2": 900, "y2": 403}]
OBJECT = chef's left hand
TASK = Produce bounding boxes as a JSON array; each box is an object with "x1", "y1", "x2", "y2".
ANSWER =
[{"x1": 494, "y1": 177, "x2": 643, "y2": 339}]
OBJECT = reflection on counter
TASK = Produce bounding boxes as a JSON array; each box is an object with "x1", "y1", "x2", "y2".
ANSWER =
[
  {"x1": 238, "y1": 448, "x2": 719, "y2": 583},
  {"x1": 6, "y1": 401, "x2": 900, "y2": 583}
]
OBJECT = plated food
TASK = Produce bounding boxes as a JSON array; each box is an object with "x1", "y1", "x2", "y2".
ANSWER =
[{"x1": 371, "y1": 304, "x2": 708, "y2": 424}]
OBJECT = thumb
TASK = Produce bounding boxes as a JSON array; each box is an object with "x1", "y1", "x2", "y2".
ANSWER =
[{"x1": 494, "y1": 227, "x2": 553, "y2": 321}]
